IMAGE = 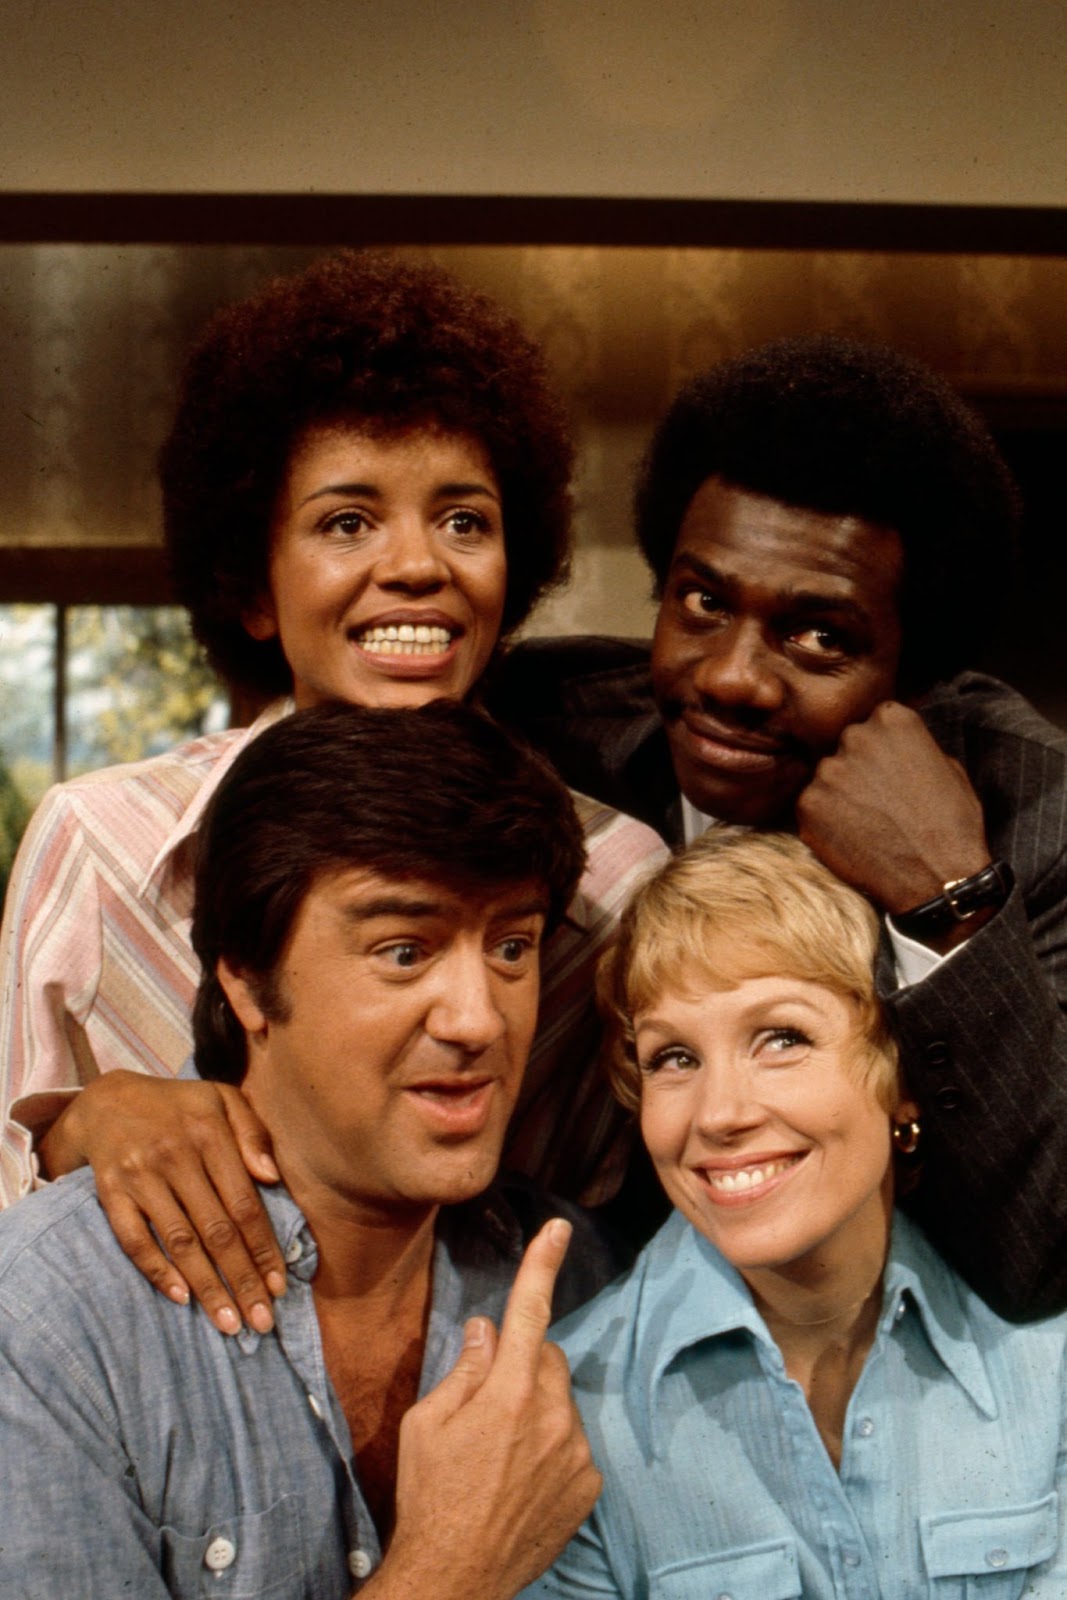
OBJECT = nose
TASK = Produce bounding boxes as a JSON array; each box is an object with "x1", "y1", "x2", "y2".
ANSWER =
[
  {"x1": 427, "y1": 946, "x2": 508, "y2": 1055},
  {"x1": 691, "y1": 1058, "x2": 764, "y2": 1144},
  {"x1": 691, "y1": 620, "x2": 784, "y2": 713},
  {"x1": 375, "y1": 517, "x2": 450, "y2": 592}
]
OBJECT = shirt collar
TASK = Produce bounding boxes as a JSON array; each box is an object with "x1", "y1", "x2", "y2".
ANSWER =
[
  {"x1": 253, "y1": 1178, "x2": 525, "y2": 1287},
  {"x1": 139, "y1": 699, "x2": 293, "y2": 896},
  {"x1": 878, "y1": 1211, "x2": 998, "y2": 1419},
  {"x1": 680, "y1": 793, "x2": 719, "y2": 844},
  {"x1": 632, "y1": 1211, "x2": 769, "y2": 1450},
  {"x1": 634, "y1": 1209, "x2": 998, "y2": 1450},
  {"x1": 239, "y1": 1178, "x2": 526, "y2": 1376}
]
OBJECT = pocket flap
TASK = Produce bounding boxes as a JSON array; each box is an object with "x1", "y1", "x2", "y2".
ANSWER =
[
  {"x1": 651, "y1": 1536, "x2": 800, "y2": 1600},
  {"x1": 920, "y1": 1494, "x2": 1058, "y2": 1578}
]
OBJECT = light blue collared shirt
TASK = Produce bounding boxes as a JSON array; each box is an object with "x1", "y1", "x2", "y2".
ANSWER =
[
  {"x1": 523, "y1": 1209, "x2": 1067, "y2": 1599},
  {"x1": 0, "y1": 1168, "x2": 623, "y2": 1598}
]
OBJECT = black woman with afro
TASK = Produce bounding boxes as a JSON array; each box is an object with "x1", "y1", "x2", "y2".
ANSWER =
[{"x1": 0, "y1": 253, "x2": 666, "y2": 1333}]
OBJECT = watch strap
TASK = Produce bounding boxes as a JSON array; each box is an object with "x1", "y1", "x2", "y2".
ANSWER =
[{"x1": 893, "y1": 860, "x2": 1014, "y2": 940}]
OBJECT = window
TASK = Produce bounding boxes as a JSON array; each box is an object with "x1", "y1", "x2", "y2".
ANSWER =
[{"x1": 0, "y1": 603, "x2": 227, "y2": 905}]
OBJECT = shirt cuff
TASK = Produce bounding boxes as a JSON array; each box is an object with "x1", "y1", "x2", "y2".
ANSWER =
[
  {"x1": 8, "y1": 1088, "x2": 82, "y2": 1189},
  {"x1": 886, "y1": 918, "x2": 963, "y2": 988}
]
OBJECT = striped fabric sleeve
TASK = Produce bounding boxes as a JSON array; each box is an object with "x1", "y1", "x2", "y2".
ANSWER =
[{"x1": 0, "y1": 786, "x2": 106, "y2": 1205}]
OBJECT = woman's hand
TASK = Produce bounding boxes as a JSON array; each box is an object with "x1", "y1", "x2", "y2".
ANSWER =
[{"x1": 37, "y1": 1071, "x2": 287, "y2": 1335}]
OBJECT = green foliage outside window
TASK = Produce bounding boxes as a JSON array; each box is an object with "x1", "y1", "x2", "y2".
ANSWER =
[
  {"x1": 0, "y1": 755, "x2": 30, "y2": 907},
  {"x1": 0, "y1": 605, "x2": 227, "y2": 913},
  {"x1": 68, "y1": 607, "x2": 222, "y2": 770}
]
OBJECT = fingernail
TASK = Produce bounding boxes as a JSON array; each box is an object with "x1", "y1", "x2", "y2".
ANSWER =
[
  {"x1": 547, "y1": 1218, "x2": 572, "y2": 1246},
  {"x1": 249, "y1": 1301, "x2": 274, "y2": 1335},
  {"x1": 217, "y1": 1306, "x2": 241, "y2": 1335},
  {"x1": 465, "y1": 1317, "x2": 489, "y2": 1347},
  {"x1": 265, "y1": 1271, "x2": 287, "y2": 1298},
  {"x1": 167, "y1": 1284, "x2": 190, "y2": 1307},
  {"x1": 257, "y1": 1155, "x2": 281, "y2": 1182}
]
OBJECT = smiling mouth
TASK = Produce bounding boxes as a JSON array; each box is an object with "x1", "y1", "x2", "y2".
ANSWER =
[
  {"x1": 672, "y1": 711, "x2": 798, "y2": 774},
  {"x1": 353, "y1": 623, "x2": 456, "y2": 658},
  {"x1": 698, "y1": 1153, "x2": 805, "y2": 1200}
]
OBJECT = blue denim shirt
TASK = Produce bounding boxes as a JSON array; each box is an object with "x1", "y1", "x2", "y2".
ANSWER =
[
  {"x1": 0, "y1": 1168, "x2": 624, "y2": 1599},
  {"x1": 523, "y1": 1209, "x2": 1067, "y2": 1600}
]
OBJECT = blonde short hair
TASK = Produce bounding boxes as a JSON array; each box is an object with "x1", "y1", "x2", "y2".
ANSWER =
[{"x1": 599, "y1": 829, "x2": 899, "y2": 1113}]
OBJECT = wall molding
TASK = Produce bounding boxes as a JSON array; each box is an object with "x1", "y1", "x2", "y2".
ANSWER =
[{"x1": 3, "y1": 194, "x2": 1066, "y2": 253}]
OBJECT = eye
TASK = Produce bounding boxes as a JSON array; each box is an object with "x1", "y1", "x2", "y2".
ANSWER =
[
  {"x1": 640, "y1": 1044, "x2": 700, "y2": 1075},
  {"x1": 787, "y1": 623, "x2": 854, "y2": 663},
  {"x1": 320, "y1": 509, "x2": 371, "y2": 539},
  {"x1": 759, "y1": 1027, "x2": 812, "y2": 1056},
  {"x1": 678, "y1": 585, "x2": 728, "y2": 623},
  {"x1": 377, "y1": 941, "x2": 424, "y2": 970},
  {"x1": 489, "y1": 933, "x2": 538, "y2": 971},
  {"x1": 443, "y1": 507, "x2": 494, "y2": 540}
]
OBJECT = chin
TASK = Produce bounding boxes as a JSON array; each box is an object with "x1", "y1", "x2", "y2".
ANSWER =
[{"x1": 433, "y1": 1153, "x2": 502, "y2": 1207}]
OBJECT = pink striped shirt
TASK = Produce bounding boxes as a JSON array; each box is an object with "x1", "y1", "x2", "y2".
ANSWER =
[{"x1": 0, "y1": 703, "x2": 667, "y2": 1208}]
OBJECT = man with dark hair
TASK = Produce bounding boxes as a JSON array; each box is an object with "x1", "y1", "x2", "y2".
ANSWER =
[
  {"x1": 498, "y1": 334, "x2": 1067, "y2": 1317},
  {"x1": 0, "y1": 702, "x2": 622, "y2": 1600}
]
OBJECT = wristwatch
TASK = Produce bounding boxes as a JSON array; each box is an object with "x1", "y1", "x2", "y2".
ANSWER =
[{"x1": 893, "y1": 861, "x2": 1014, "y2": 941}]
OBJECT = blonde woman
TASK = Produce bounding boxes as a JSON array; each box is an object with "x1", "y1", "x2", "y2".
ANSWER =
[{"x1": 524, "y1": 830, "x2": 1066, "y2": 1599}]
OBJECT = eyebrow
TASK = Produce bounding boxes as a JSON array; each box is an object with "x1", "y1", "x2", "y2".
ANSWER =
[
  {"x1": 635, "y1": 987, "x2": 831, "y2": 1030},
  {"x1": 489, "y1": 896, "x2": 550, "y2": 922},
  {"x1": 343, "y1": 896, "x2": 445, "y2": 923},
  {"x1": 298, "y1": 479, "x2": 501, "y2": 510},
  {"x1": 671, "y1": 552, "x2": 874, "y2": 624},
  {"x1": 342, "y1": 892, "x2": 549, "y2": 925}
]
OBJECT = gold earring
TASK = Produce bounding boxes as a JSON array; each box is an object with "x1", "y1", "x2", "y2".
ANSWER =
[{"x1": 892, "y1": 1118, "x2": 921, "y2": 1157}]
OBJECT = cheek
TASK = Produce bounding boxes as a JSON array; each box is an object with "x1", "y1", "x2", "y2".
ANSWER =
[
  {"x1": 639, "y1": 1088, "x2": 693, "y2": 1159},
  {"x1": 794, "y1": 679, "x2": 880, "y2": 746},
  {"x1": 650, "y1": 616, "x2": 691, "y2": 688},
  {"x1": 473, "y1": 551, "x2": 508, "y2": 626},
  {"x1": 511, "y1": 989, "x2": 541, "y2": 1055}
]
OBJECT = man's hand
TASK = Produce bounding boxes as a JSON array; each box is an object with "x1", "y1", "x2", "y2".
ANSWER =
[
  {"x1": 366, "y1": 1218, "x2": 600, "y2": 1600},
  {"x1": 37, "y1": 1071, "x2": 286, "y2": 1335},
  {"x1": 796, "y1": 700, "x2": 995, "y2": 948}
]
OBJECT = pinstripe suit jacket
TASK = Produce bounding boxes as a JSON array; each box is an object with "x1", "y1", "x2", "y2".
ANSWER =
[{"x1": 494, "y1": 638, "x2": 1067, "y2": 1319}]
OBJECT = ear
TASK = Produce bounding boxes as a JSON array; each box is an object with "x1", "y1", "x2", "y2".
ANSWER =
[
  {"x1": 216, "y1": 957, "x2": 269, "y2": 1035},
  {"x1": 241, "y1": 593, "x2": 279, "y2": 642},
  {"x1": 892, "y1": 1094, "x2": 920, "y2": 1127}
]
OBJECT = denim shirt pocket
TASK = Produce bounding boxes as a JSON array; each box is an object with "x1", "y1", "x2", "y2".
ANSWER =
[
  {"x1": 919, "y1": 1494, "x2": 1058, "y2": 1596},
  {"x1": 160, "y1": 1493, "x2": 307, "y2": 1599},
  {"x1": 649, "y1": 1536, "x2": 801, "y2": 1600}
]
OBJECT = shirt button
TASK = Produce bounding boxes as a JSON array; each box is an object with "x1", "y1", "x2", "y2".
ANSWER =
[
  {"x1": 349, "y1": 1549, "x2": 374, "y2": 1579},
  {"x1": 204, "y1": 1536, "x2": 237, "y2": 1572},
  {"x1": 284, "y1": 1237, "x2": 304, "y2": 1264},
  {"x1": 987, "y1": 1548, "x2": 1009, "y2": 1568},
  {"x1": 306, "y1": 1392, "x2": 324, "y2": 1419},
  {"x1": 857, "y1": 1416, "x2": 875, "y2": 1438},
  {"x1": 843, "y1": 1549, "x2": 861, "y2": 1568}
]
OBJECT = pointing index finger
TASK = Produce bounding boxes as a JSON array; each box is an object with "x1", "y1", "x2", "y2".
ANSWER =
[{"x1": 495, "y1": 1217, "x2": 572, "y2": 1376}]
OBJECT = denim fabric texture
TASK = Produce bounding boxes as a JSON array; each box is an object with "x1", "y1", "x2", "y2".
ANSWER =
[{"x1": 0, "y1": 1168, "x2": 623, "y2": 1598}]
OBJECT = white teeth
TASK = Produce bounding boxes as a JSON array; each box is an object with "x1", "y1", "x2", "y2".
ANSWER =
[
  {"x1": 356, "y1": 624, "x2": 453, "y2": 656},
  {"x1": 705, "y1": 1157, "x2": 797, "y2": 1192}
]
